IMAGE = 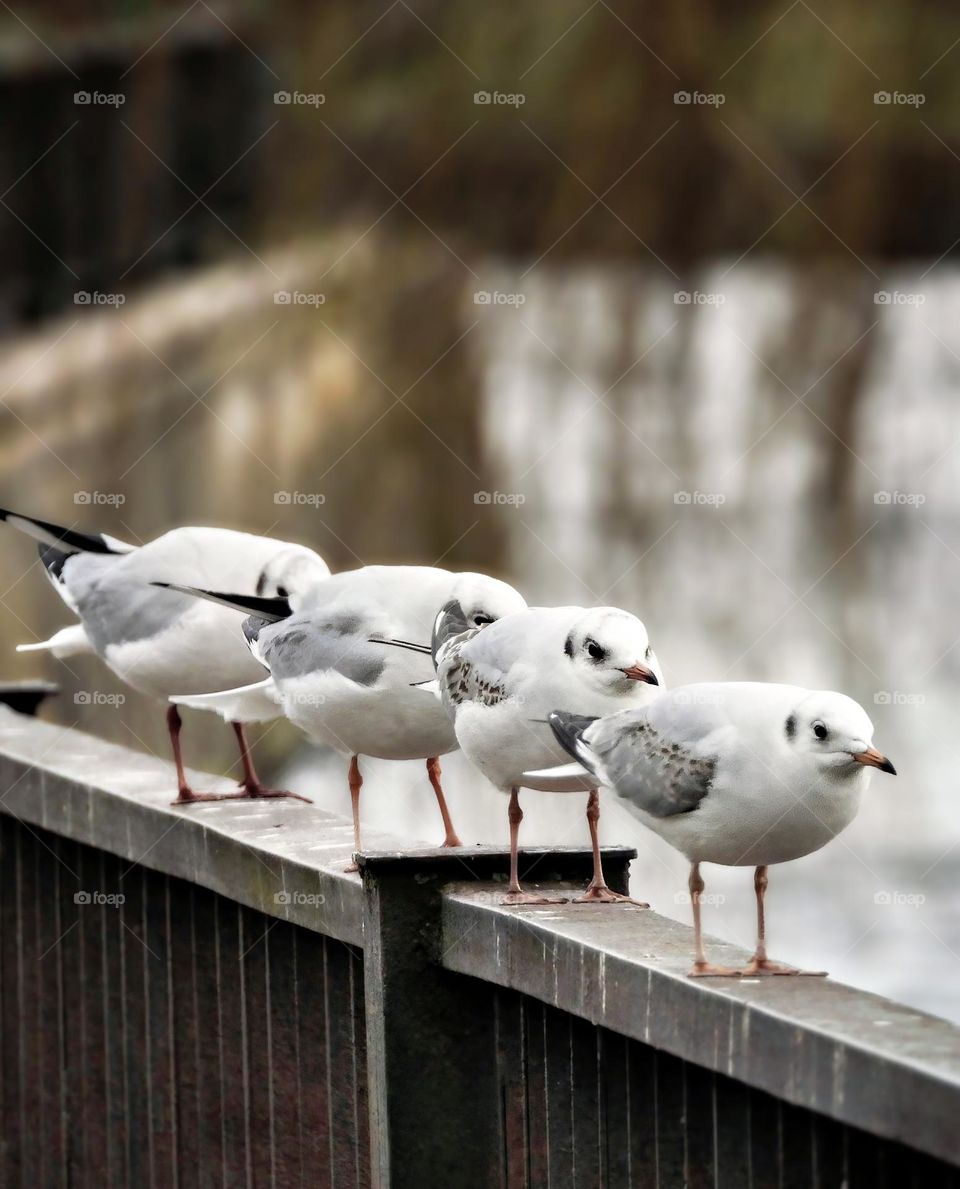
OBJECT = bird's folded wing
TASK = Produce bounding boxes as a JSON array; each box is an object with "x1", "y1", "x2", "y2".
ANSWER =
[
  {"x1": 257, "y1": 614, "x2": 388, "y2": 687},
  {"x1": 585, "y1": 709, "x2": 717, "y2": 817}
]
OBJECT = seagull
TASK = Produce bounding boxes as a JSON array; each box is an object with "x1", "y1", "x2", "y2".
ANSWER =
[
  {"x1": 392, "y1": 602, "x2": 663, "y2": 905},
  {"x1": 160, "y1": 565, "x2": 527, "y2": 861},
  {"x1": 0, "y1": 507, "x2": 330, "y2": 803},
  {"x1": 540, "y1": 683, "x2": 896, "y2": 976}
]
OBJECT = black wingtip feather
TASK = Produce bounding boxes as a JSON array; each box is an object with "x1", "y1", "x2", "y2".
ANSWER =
[
  {"x1": 0, "y1": 507, "x2": 123, "y2": 554},
  {"x1": 149, "y1": 583, "x2": 292, "y2": 622},
  {"x1": 547, "y1": 711, "x2": 600, "y2": 772}
]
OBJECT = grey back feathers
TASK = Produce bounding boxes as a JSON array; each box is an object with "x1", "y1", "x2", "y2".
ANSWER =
[
  {"x1": 549, "y1": 709, "x2": 715, "y2": 818},
  {"x1": 64, "y1": 554, "x2": 197, "y2": 651},
  {"x1": 256, "y1": 613, "x2": 386, "y2": 686}
]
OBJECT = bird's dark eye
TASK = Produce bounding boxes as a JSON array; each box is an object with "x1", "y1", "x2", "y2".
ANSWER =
[
  {"x1": 645, "y1": 646, "x2": 652, "y2": 660},
  {"x1": 276, "y1": 585, "x2": 289, "y2": 599},
  {"x1": 473, "y1": 613, "x2": 494, "y2": 627},
  {"x1": 586, "y1": 639, "x2": 606, "y2": 662},
  {"x1": 813, "y1": 721, "x2": 828, "y2": 741}
]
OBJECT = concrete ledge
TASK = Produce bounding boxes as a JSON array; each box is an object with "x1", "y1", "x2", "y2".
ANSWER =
[
  {"x1": 440, "y1": 886, "x2": 960, "y2": 1166},
  {"x1": 0, "y1": 707, "x2": 378, "y2": 945}
]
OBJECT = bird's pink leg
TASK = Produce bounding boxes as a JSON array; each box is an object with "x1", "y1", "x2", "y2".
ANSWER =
[
  {"x1": 425, "y1": 756, "x2": 463, "y2": 847},
  {"x1": 740, "y1": 865, "x2": 826, "y2": 977},
  {"x1": 345, "y1": 755, "x2": 363, "y2": 873},
  {"x1": 167, "y1": 706, "x2": 249, "y2": 804},
  {"x1": 573, "y1": 789, "x2": 647, "y2": 905},
  {"x1": 231, "y1": 722, "x2": 311, "y2": 802},
  {"x1": 688, "y1": 862, "x2": 741, "y2": 977},
  {"x1": 168, "y1": 707, "x2": 311, "y2": 806},
  {"x1": 501, "y1": 787, "x2": 560, "y2": 906}
]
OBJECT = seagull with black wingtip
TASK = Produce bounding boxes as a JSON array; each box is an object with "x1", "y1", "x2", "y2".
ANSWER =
[
  {"x1": 534, "y1": 682, "x2": 896, "y2": 976},
  {"x1": 163, "y1": 565, "x2": 527, "y2": 864},
  {"x1": 0, "y1": 507, "x2": 330, "y2": 803}
]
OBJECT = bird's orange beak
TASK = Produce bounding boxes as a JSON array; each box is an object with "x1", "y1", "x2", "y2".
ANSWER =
[
  {"x1": 852, "y1": 747, "x2": 896, "y2": 775},
  {"x1": 620, "y1": 662, "x2": 659, "y2": 685}
]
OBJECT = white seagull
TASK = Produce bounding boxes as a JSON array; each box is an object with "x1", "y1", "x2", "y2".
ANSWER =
[
  {"x1": 0, "y1": 508, "x2": 330, "y2": 803},
  {"x1": 396, "y1": 602, "x2": 663, "y2": 905},
  {"x1": 539, "y1": 683, "x2": 896, "y2": 976},
  {"x1": 163, "y1": 565, "x2": 527, "y2": 860}
]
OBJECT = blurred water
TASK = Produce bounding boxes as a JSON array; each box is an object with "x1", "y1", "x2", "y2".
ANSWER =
[{"x1": 289, "y1": 259, "x2": 960, "y2": 1023}]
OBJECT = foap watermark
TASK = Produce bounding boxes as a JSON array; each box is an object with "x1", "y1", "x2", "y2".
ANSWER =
[
  {"x1": 674, "y1": 689, "x2": 726, "y2": 706},
  {"x1": 274, "y1": 90, "x2": 325, "y2": 106},
  {"x1": 474, "y1": 290, "x2": 526, "y2": 307},
  {"x1": 874, "y1": 290, "x2": 925, "y2": 306},
  {"x1": 274, "y1": 290, "x2": 325, "y2": 306},
  {"x1": 674, "y1": 890, "x2": 726, "y2": 906},
  {"x1": 74, "y1": 890, "x2": 125, "y2": 906},
  {"x1": 874, "y1": 890, "x2": 925, "y2": 907},
  {"x1": 874, "y1": 490, "x2": 925, "y2": 506},
  {"x1": 874, "y1": 691, "x2": 925, "y2": 706},
  {"x1": 874, "y1": 90, "x2": 924, "y2": 107},
  {"x1": 474, "y1": 90, "x2": 525, "y2": 107},
  {"x1": 74, "y1": 90, "x2": 125, "y2": 107},
  {"x1": 274, "y1": 490, "x2": 325, "y2": 506},
  {"x1": 75, "y1": 691, "x2": 125, "y2": 707},
  {"x1": 674, "y1": 290, "x2": 725, "y2": 306},
  {"x1": 75, "y1": 490, "x2": 125, "y2": 506},
  {"x1": 285, "y1": 691, "x2": 327, "y2": 708},
  {"x1": 474, "y1": 490, "x2": 526, "y2": 506},
  {"x1": 674, "y1": 90, "x2": 725, "y2": 107},
  {"x1": 674, "y1": 490, "x2": 726, "y2": 506},
  {"x1": 75, "y1": 290, "x2": 125, "y2": 307},
  {"x1": 275, "y1": 890, "x2": 326, "y2": 907}
]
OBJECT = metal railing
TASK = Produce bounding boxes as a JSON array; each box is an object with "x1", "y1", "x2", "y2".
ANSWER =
[{"x1": 0, "y1": 704, "x2": 958, "y2": 1187}]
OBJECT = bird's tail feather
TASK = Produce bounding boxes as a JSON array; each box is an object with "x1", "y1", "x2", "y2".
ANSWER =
[{"x1": 16, "y1": 623, "x2": 92, "y2": 659}]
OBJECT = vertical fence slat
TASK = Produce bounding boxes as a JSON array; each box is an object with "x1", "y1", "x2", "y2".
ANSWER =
[
  {"x1": 267, "y1": 919, "x2": 302, "y2": 1189},
  {"x1": 217, "y1": 897, "x2": 250, "y2": 1188},
  {"x1": 172, "y1": 883, "x2": 201, "y2": 1188},
  {"x1": 496, "y1": 990, "x2": 529, "y2": 1189},
  {"x1": 79, "y1": 840, "x2": 108, "y2": 1180},
  {"x1": 655, "y1": 1051, "x2": 687, "y2": 1189},
  {"x1": 146, "y1": 872, "x2": 178, "y2": 1187},
  {"x1": 19, "y1": 823, "x2": 41, "y2": 1188},
  {"x1": 626, "y1": 1024, "x2": 657, "y2": 1184},
  {"x1": 544, "y1": 1004, "x2": 575, "y2": 1189},
  {"x1": 121, "y1": 864, "x2": 150, "y2": 1189},
  {"x1": 0, "y1": 816, "x2": 23, "y2": 1184},
  {"x1": 749, "y1": 1086, "x2": 782, "y2": 1189},
  {"x1": 37, "y1": 828, "x2": 67, "y2": 1188},
  {"x1": 598, "y1": 1029, "x2": 631, "y2": 1189},
  {"x1": 191, "y1": 885, "x2": 225, "y2": 1188},
  {"x1": 59, "y1": 837, "x2": 84, "y2": 1188},
  {"x1": 242, "y1": 904, "x2": 274, "y2": 1187},
  {"x1": 713, "y1": 1071, "x2": 751, "y2": 1189},
  {"x1": 525, "y1": 995, "x2": 550, "y2": 1189},
  {"x1": 684, "y1": 1063, "x2": 715, "y2": 1189},
  {"x1": 569, "y1": 1015, "x2": 601, "y2": 1189},
  {"x1": 103, "y1": 851, "x2": 129, "y2": 1187},
  {"x1": 296, "y1": 929, "x2": 331, "y2": 1184},
  {"x1": 326, "y1": 938, "x2": 362, "y2": 1188}
]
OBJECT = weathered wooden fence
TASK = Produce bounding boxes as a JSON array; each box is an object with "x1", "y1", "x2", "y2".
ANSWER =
[{"x1": 0, "y1": 704, "x2": 958, "y2": 1187}]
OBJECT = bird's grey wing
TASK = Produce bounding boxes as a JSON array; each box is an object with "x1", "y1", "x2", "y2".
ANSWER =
[
  {"x1": 63, "y1": 553, "x2": 194, "y2": 652},
  {"x1": 584, "y1": 710, "x2": 717, "y2": 818},
  {"x1": 255, "y1": 612, "x2": 386, "y2": 686}
]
